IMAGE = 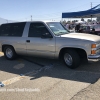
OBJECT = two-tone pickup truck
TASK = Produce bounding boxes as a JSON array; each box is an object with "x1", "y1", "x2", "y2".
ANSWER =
[{"x1": 0, "y1": 21, "x2": 100, "y2": 69}]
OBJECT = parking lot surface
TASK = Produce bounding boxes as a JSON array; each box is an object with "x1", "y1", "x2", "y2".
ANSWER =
[{"x1": 0, "y1": 52, "x2": 100, "y2": 100}]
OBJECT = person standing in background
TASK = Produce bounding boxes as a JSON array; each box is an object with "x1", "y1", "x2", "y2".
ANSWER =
[
  {"x1": 65, "y1": 23, "x2": 69, "y2": 30},
  {"x1": 75, "y1": 23, "x2": 81, "y2": 32}
]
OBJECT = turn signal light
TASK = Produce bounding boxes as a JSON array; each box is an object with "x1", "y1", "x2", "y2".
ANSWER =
[{"x1": 91, "y1": 44, "x2": 96, "y2": 48}]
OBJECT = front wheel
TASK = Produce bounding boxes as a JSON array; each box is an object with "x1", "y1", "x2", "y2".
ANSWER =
[
  {"x1": 63, "y1": 49, "x2": 80, "y2": 69},
  {"x1": 4, "y1": 46, "x2": 17, "y2": 60}
]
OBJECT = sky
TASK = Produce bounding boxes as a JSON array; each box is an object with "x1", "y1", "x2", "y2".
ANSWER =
[{"x1": 0, "y1": 0, "x2": 100, "y2": 21}]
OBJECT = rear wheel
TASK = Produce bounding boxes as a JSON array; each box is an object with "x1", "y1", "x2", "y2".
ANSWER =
[
  {"x1": 63, "y1": 49, "x2": 80, "y2": 69},
  {"x1": 4, "y1": 46, "x2": 17, "y2": 60}
]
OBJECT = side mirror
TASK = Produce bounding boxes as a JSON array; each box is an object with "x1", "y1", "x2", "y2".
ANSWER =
[{"x1": 41, "y1": 33, "x2": 53, "y2": 38}]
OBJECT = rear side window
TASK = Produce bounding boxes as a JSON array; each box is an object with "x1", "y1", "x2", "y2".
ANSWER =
[
  {"x1": 0, "y1": 24, "x2": 11, "y2": 36},
  {"x1": 0, "y1": 22, "x2": 26, "y2": 37}
]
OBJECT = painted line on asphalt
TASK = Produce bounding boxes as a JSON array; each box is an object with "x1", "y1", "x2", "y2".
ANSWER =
[
  {"x1": 0, "y1": 52, "x2": 3, "y2": 54},
  {"x1": 0, "y1": 55, "x2": 54, "y2": 87},
  {"x1": 0, "y1": 52, "x2": 4, "y2": 55},
  {"x1": 0, "y1": 64, "x2": 54, "y2": 87},
  {"x1": 2, "y1": 76, "x2": 25, "y2": 86}
]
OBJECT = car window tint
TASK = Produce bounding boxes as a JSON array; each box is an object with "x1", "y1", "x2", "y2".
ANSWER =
[
  {"x1": 0, "y1": 24, "x2": 11, "y2": 36},
  {"x1": 28, "y1": 23, "x2": 50, "y2": 37},
  {"x1": 0, "y1": 22, "x2": 26, "y2": 37},
  {"x1": 10, "y1": 22, "x2": 26, "y2": 37}
]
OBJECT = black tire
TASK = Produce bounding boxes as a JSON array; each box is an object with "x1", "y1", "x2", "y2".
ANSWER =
[
  {"x1": 80, "y1": 56, "x2": 88, "y2": 64},
  {"x1": 63, "y1": 49, "x2": 80, "y2": 69},
  {"x1": 4, "y1": 46, "x2": 17, "y2": 60}
]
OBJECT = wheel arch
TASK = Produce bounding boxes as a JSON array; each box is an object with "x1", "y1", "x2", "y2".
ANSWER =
[
  {"x1": 2, "y1": 44, "x2": 15, "y2": 52},
  {"x1": 59, "y1": 47, "x2": 87, "y2": 60}
]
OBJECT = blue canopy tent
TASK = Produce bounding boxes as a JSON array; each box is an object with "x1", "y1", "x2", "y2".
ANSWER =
[{"x1": 62, "y1": 4, "x2": 100, "y2": 18}]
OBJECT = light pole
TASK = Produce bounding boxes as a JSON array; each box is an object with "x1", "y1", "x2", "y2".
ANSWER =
[
  {"x1": 91, "y1": 2, "x2": 92, "y2": 21},
  {"x1": 31, "y1": 15, "x2": 32, "y2": 21}
]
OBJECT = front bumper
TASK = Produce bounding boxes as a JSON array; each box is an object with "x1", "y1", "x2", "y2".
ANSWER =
[{"x1": 88, "y1": 54, "x2": 100, "y2": 59}]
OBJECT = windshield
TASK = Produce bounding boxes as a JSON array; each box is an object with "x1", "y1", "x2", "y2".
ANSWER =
[{"x1": 46, "y1": 22, "x2": 70, "y2": 36}]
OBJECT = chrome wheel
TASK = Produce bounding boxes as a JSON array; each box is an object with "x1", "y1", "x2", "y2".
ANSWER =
[
  {"x1": 6, "y1": 48, "x2": 13, "y2": 58},
  {"x1": 64, "y1": 53, "x2": 73, "y2": 66}
]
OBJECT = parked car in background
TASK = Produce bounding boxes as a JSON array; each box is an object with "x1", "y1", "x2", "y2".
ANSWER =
[
  {"x1": 79, "y1": 25, "x2": 91, "y2": 33},
  {"x1": 90, "y1": 24, "x2": 100, "y2": 35}
]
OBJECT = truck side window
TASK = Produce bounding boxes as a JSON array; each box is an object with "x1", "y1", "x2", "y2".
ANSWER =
[
  {"x1": 28, "y1": 23, "x2": 50, "y2": 37},
  {"x1": 0, "y1": 24, "x2": 11, "y2": 36},
  {"x1": 0, "y1": 22, "x2": 26, "y2": 37},
  {"x1": 10, "y1": 22, "x2": 26, "y2": 37}
]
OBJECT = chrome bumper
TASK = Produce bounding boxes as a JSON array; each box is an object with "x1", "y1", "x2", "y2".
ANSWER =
[{"x1": 88, "y1": 54, "x2": 100, "y2": 59}]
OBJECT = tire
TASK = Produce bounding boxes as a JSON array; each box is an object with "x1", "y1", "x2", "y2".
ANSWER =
[
  {"x1": 80, "y1": 56, "x2": 88, "y2": 64},
  {"x1": 63, "y1": 49, "x2": 80, "y2": 69},
  {"x1": 4, "y1": 46, "x2": 17, "y2": 60}
]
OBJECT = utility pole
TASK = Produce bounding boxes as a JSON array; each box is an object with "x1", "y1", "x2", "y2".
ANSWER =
[
  {"x1": 31, "y1": 15, "x2": 32, "y2": 21},
  {"x1": 91, "y1": 2, "x2": 92, "y2": 21},
  {"x1": 91, "y1": 2, "x2": 92, "y2": 9}
]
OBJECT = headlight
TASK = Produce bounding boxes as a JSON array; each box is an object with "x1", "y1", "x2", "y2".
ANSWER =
[{"x1": 91, "y1": 44, "x2": 96, "y2": 54}]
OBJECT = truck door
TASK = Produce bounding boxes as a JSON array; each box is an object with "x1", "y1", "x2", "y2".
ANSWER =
[{"x1": 26, "y1": 22, "x2": 56, "y2": 58}]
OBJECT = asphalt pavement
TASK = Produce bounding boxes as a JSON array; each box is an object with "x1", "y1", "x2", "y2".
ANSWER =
[{"x1": 0, "y1": 52, "x2": 100, "y2": 100}]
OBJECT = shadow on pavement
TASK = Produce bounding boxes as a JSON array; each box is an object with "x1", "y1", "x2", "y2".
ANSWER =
[{"x1": 0, "y1": 55, "x2": 100, "y2": 84}]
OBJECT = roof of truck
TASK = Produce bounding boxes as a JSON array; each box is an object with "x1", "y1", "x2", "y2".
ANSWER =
[{"x1": 1, "y1": 21, "x2": 59, "y2": 25}]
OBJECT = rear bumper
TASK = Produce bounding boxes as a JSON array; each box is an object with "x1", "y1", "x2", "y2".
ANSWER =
[{"x1": 88, "y1": 54, "x2": 100, "y2": 59}]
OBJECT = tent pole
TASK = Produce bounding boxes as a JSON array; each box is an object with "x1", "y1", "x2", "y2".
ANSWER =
[{"x1": 91, "y1": 15, "x2": 92, "y2": 21}]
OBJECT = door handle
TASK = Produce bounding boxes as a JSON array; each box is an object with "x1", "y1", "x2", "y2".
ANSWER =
[{"x1": 26, "y1": 40, "x2": 30, "y2": 43}]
